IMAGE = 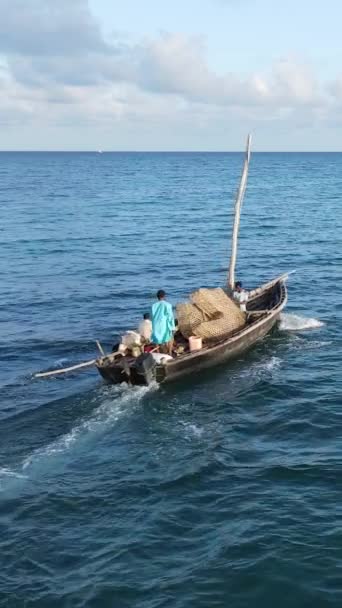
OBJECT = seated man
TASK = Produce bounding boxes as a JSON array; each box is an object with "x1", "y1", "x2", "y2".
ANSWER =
[
  {"x1": 138, "y1": 313, "x2": 152, "y2": 343},
  {"x1": 233, "y1": 281, "x2": 248, "y2": 312},
  {"x1": 151, "y1": 290, "x2": 175, "y2": 355}
]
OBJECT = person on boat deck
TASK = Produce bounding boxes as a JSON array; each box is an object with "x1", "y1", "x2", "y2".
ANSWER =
[
  {"x1": 151, "y1": 290, "x2": 175, "y2": 355},
  {"x1": 138, "y1": 313, "x2": 152, "y2": 343},
  {"x1": 233, "y1": 281, "x2": 248, "y2": 312}
]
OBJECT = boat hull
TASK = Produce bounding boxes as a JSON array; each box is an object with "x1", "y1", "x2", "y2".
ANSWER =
[
  {"x1": 96, "y1": 278, "x2": 287, "y2": 386},
  {"x1": 162, "y1": 307, "x2": 279, "y2": 384}
]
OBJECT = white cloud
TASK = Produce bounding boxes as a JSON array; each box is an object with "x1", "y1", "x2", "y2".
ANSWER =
[
  {"x1": 271, "y1": 59, "x2": 320, "y2": 104},
  {"x1": 0, "y1": 0, "x2": 340, "y2": 148},
  {"x1": 329, "y1": 77, "x2": 342, "y2": 103},
  {"x1": 0, "y1": 0, "x2": 110, "y2": 55}
]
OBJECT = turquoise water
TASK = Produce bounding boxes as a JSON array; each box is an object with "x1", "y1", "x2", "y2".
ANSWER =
[{"x1": 0, "y1": 152, "x2": 341, "y2": 607}]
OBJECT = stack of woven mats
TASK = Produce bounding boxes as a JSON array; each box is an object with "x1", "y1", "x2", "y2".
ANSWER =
[{"x1": 176, "y1": 288, "x2": 245, "y2": 342}]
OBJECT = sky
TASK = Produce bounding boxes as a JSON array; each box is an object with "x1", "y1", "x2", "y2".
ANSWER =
[{"x1": 1, "y1": 0, "x2": 342, "y2": 150}]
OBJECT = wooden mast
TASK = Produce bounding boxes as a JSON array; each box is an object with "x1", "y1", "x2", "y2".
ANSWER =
[{"x1": 227, "y1": 134, "x2": 252, "y2": 291}]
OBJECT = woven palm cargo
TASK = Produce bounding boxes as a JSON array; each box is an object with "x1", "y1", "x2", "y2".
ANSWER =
[
  {"x1": 176, "y1": 302, "x2": 204, "y2": 339},
  {"x1": 177, "y1": 288, "x2": 245, "y2": 341}
]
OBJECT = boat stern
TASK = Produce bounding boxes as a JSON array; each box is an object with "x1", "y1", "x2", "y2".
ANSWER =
[{"x1": 96, "y1": 352, "x2": 164, "y2": 386}]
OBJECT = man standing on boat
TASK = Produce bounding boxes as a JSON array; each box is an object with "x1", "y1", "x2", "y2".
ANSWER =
[
  {"x1": 233, "y1": 281, "x2": 248, "y2": 312},
  {"x1": 151, "y1": 290, "x2": 175, "y2": 355}
]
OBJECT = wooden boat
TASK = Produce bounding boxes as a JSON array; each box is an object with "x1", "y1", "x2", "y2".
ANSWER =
[
  {"x1": 96, "y1": 275, "x2": 287, "y2": 385},
  {"x1": 95, "y1": 135, "x2": 290, "y2": 386}
]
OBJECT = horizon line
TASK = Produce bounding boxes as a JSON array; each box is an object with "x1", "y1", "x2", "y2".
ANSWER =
[{"x1": 1, "y1": 150, "x2": 342, "y2": 154}]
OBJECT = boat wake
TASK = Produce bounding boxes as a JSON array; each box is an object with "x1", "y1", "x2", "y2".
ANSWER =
[
  {"x1": 1, "y1": 383, "x2": 158, "y2": 491},
  {"x1": 181, "y1": 422, "x2": 205, "y2": 440},
  {"x1": 23, "y1": 384, "x2": 157, "y2": 469},
  {"x1": 53, "y1": 357, "x2": 70, "y2": 367},
  {"x1": 0, "y1": 468, "x2": 28, "y2": 482},
  {"x1": 238, "y1": 355, "x2": 282, "y2": 379},
  {"x1": 279, "y1": 313, "x2": 324, "y2": 332}
]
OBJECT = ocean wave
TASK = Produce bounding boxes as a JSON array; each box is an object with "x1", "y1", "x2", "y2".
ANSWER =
[{"x1": 279, "y1": 313, "x2": 324, "y2": 331}]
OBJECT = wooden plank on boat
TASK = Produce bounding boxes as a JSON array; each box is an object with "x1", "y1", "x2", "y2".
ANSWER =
[{"x1": 248, "y1": 270, "x2": 296, "y2": 299}]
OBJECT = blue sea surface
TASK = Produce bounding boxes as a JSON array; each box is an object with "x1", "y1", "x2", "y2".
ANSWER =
[{"x1": 0, "y1": 152, "x2": 341, "y2": 607}]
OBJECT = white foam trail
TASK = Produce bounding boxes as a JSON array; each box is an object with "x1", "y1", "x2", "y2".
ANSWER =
[
  {"x1": 0, "y1": 468, "x2": 28, "y2": 491},
  {"x1": 181, "y1": 422, "x2": 204, "y2": 439},
  {"x1": 260, "y1": 355, "x2": 282, "y2": 372},
  {"x1": 279, "y1": 313, "x2": 324, "y2": 332},
  {"x1": 22, "y1": 383, "x2": 158, "y2": 472},
  {"x1": 238, "y1": 355, "x2": 282, "y2": 379},
  {"x1": 54, "y1": 358, "x2": 70, "y2": 367},
  {"x1": 287, "y1": 336, "x2": 332, "y2": 351},
  {"x1": 0, "y1": 468, "x2": 27, "y2": 481}
]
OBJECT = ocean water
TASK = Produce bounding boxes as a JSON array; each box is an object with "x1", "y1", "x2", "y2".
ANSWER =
[{"x1": 0, "y1": 151, "x2": 341, "y2": 608}]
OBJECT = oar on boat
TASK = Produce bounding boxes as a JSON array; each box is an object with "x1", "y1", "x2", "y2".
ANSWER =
[
  {"x1": 34, "y1": 340, "x2": 107, "y2": 378},
  {"x1": 34, "y1": 359, "x2": 97, "y2": 378}
]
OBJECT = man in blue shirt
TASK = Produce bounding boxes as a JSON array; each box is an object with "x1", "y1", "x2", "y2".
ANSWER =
[{"x1": 151, "y1": 290, "x2": 175, "y2": 355}]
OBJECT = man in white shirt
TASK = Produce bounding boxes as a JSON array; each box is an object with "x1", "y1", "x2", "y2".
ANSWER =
[
  {"x1": 138, "y1": 313, "x2": 153, "y2": 342},
  {"x1": 233, "y1": 281, "x2": 248, "y2": 313}
]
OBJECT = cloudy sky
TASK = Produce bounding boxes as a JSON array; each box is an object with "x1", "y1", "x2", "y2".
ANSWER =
[{"x1": 1, "y1": 0, "x2": 342, "y2": 150}]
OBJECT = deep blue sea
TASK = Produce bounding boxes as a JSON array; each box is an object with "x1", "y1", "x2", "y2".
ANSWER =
[{"x1": 1, "y1": 152, "x2": 341, "y2": 607}]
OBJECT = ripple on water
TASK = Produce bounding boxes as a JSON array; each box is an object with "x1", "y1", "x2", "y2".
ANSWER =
[{"x1": 0, "y1": 152, "x2": 341, "y2": 607}]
